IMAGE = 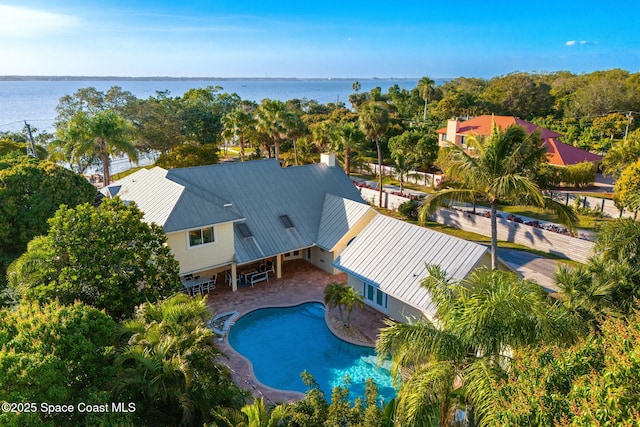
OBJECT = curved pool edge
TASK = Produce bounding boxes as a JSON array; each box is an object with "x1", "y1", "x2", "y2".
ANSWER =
[
  {"x1": 221, "y1": 299, "x2": 377, "y2": 403},
  {"x1": 221, "y1": 299, "x2": 321, "y2": 403}
]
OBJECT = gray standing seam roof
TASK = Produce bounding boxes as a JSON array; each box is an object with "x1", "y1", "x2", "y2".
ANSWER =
[
  {"x1": 166, "y1": 159, "x2": 366, "y2": 264},
  {"x1": 316, "y1": 193, "x2": 373, "y2": 250},
  {"x1": 333, "y1": 214, "x2": 489, "y2": 314}
]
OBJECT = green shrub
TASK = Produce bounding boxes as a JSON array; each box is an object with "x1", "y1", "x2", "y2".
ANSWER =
[
  {"x1": 398, "y1": 199, "x2": 419, "y2": 220},
  {"x1": 561, "y1": 161, "x2": 596, "y2": 188}
]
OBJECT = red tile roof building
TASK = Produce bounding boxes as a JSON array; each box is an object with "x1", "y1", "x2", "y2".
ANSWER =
[{"x1": 436, "y1": 115, "x2": 602, "y2": 166}]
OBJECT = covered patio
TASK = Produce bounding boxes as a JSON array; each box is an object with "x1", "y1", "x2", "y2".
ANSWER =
[{"x1": 205, "y1": 259, "x2": 389, "y2": 403}]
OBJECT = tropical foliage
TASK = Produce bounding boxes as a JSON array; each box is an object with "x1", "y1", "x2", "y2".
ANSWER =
[
  {"x1": 324, "y1": 282, "x2": 365, "y2": 328},
  {"x1": 0, "y1": 300, "x2": 124, "y2": 427},
  {"x1": 6, "y1": 197, "x2": 181, "y2": 318},
  {"x1": 421, "y1": 124, "x2": 578, "y2": 269},
  {"x1": 359, "y1": 101, "x2": 391, "y2": 207},
  {"x1": 614, "y1": 158, "x2": 640, "y2": 214},
  {"x1": 116, "y1": 294, "x2": 247, "y2": 426},
  {"x1": 556, "y1": 218, "x2": 640, "y2": 322},
  {"x1": 494, "y1": 311, "x2": 640, "y2": 425},
  {"x1": 377, "y1": 266, "x2": 580, "y2": 427},
  {"x1": 53, "y1": 109, "x2": 137, "y2": 185},
  {"x1": 0, "y1": 154, "x2": 96, "y2": 297}
]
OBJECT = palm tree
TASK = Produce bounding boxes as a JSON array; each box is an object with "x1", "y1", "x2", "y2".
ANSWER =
[
  {"x1": 222, "y1": 106, "x2": 255, "y2": 162},
  {"x1": 417, "y1": 76, "x2": 435, "y2": 122},
  {"x1": 256, "y1": 99, "x2": 290, "y2": 162},
  {"x1": 330, "y1": 122, "x2": 365, "y2": 176},
  {"x1": 325, "y1": 282, "x2": 347, "y2": 325},
  {"x1": 359, "y1": 101, "x2": 390, "y2": 208},
  {"x1": 420, "y1": 124, "x2": 578, "y2": 269},
  {"x1": 556, "y1": 218, "x2": 640, "y2": 320},
  {"x1": 242, "y1": 398, "x2": 289, "y2": 427},
  {"x1": 377, "y1": 265, "x2": 580, "y2": 427},
  {"x1": 311, "y1": 120, "x2": 336, "y2": 153},
  {"x1": 388, "y1": 132, "x2": 417, "y2": 193},
  {"x1": 324, "y1": 282, "x2": 364, "y2": 327},
  {"x1": 283, "y1": 110, "x2": 306, "y2": 166},
  {"x1": 352, "y1": 80, "x2": 361, "y2": 93},
  {"x1": 54, "y1": 109, "x2": 137, "y2": 185},
  {"x1": 116, "y1": 294, "x2": 243, "y2": 426},
  {"x1": 391, "y1": 150, "x2": 413, "y2": 193},
  {"x1": 554, "y1": 262, "x2": 617, "y2": 324}
]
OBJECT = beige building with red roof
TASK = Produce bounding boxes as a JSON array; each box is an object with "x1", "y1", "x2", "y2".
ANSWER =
[{"x1": 436, "y1": 115, "x2": 602, "y2": 167}]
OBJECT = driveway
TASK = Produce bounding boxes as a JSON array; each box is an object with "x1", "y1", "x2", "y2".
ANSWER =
[{"x1": 498, "y1": 248, "x2": 562, "y2": 294}]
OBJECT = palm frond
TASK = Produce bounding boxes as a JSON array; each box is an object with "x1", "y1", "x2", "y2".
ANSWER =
[
  {"x1": 377, "y1": 319, "x2": 466, "y2": 380},
  {"x1": 419, "y1": 188, "x2": 484, "y2": 224},
  {"x1": 395, "y1": 361, "x2": 458, "y2": 427},
  {"x1": 490, "y1": 174, "x2": 544, "y2": 206},
  {"x1": 542, "y1": 196, "x2": 579, "y2": 232},
  {"x1": 463, "y1": 357, "x2": 507, "y2": 427}
]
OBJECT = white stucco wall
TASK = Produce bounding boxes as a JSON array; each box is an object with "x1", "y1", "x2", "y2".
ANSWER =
[
  {"x1": 309, "y1": 246, "x2": 335, "y2": 274},
  {"x1": 346, "y1": 274, "x2": 428, "y2": 323}
]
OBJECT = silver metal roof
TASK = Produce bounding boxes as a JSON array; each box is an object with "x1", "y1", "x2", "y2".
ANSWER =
[
  {"x1": 108, "y1": 167, "x2": 184, "y2": 227},
  {"x1": 109, "y1": 167, "x2": 244, "y2": 231},
  {"x1": 316, "y1": 193, "x2": 373, "y2": 250},
  {"x1": 128, "y1": 160, "x2": 364, "y2": 264},
  {"x1": 333, "y1": 214, "x2": 489, "y2": 315}
]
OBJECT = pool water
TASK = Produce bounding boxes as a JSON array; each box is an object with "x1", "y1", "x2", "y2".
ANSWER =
[{"x1": 228, "y1": 302, "x2": 396, "y2": 402}]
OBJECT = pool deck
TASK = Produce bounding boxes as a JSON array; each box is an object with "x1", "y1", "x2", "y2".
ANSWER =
[{"x1": 205, "y1": 259, "x2": 389, "y2": 404}]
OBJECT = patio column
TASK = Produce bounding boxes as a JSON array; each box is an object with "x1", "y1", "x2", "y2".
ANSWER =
[
  {"x1": 231, "y1": 262, "x2": 238, "y2": 292},
  {"x1": 276, "y1": 254, "x2": 282, "y2": 279}
]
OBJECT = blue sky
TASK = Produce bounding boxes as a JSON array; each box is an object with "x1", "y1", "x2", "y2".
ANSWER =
[{"x1": 0, "y1": 0, "x2": 638, "y2": 78}]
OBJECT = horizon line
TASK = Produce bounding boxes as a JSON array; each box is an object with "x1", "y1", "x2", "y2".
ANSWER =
[{"x1": 0, "y1": 75, "x2": 435, "y2": 81}]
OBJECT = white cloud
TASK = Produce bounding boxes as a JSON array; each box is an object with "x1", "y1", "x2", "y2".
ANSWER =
[
  {"x1": 0, "y1": 5, "x2": 78, "y2": 37},
  {"x1": 566, "y1": 39, "x2": 596, "y2": 47}
]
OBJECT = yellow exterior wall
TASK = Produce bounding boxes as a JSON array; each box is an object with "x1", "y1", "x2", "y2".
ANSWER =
[
  {"x1": 166, "y1": 222, "x2": 235, "y2": 275},
  {"x1": 331, "y1": 210, "x2": 377, "y2": 256},
  {"x1": 319, "y1": 209, "x2": 377, "y2": 275}
]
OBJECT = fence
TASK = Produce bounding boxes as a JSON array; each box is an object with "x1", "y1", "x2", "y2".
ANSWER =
[
  {"x1": 356, "y1": 162, "x2": 444, "y2": 188},
  {"x1": 354, "y1": 181, "x2": 597, "y2": 264},
  {"x1": 357, "y1": 187, "x2": 415, "y2": 211},
  {"x1": 431, "y1": 207, "x2": 594, "y2": 264},
  {"x1": 550, "y1": 191, "x2": 634, "y2": 219}
]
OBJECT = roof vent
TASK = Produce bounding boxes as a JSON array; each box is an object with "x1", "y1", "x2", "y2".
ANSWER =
[
  {"x1": 279, "y1": 215, "x2": 294, "y2": 229},
  {"x1": 224, "y1": 203, "x2": 233, "y2": 208}
]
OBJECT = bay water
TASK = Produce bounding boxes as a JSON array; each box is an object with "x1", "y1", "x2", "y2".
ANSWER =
[{"x1": 0, "y1": 78, "x2": 423, "y2": 133}]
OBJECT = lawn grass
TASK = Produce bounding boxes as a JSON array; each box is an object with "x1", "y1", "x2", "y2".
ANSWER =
[{"x1": 497, "y1": 204, "x2": 612, "y2": 231}]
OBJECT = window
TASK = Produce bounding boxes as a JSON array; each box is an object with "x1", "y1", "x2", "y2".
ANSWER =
[
  {"x1": 188, "y1": 226, "x2": 215, "y2": 248},
  {"x1": 364, "y1": 281, "x2": 388, "y2": 312}
]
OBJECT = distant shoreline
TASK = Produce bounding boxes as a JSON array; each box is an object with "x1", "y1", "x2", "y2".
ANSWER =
[{"x1": 0, "y1": 76, "x2": 422, "y2": 82}]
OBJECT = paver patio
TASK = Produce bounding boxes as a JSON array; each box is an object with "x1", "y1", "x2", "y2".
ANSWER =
[{"x1": 205, "y1": 259, "x2": 389, "y2": 403}]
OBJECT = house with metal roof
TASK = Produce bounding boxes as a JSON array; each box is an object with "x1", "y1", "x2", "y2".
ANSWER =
[
  {"x1": 333, "y1": 214, "x2": 491, "y2": 321},
  {"x1": 103, "y1": 154, "x2": 374, "y2": 291},
  {"x1": 436, "y1": 115, "x2": 602, "y2": 167}
]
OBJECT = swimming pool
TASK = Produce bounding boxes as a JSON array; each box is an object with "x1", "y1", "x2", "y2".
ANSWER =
[{"x1": 227, "y1": 302, "x2": 396, "y2": 402}]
